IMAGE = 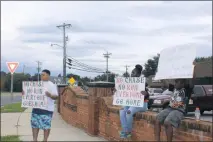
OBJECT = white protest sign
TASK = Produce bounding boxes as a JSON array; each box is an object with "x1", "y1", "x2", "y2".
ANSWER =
[
  {"x1": 113, "y1": 77, "x2": 146, "y2": 107},
  {"x1": 22, "y1": 81, "x2": 48, "y2": 109},
  {"x1": 154, "y1": 46, "x2": 196, "y2": 80}
]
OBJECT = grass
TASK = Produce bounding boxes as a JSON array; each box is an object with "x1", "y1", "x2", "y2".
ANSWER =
[
  {"x1": 1, "y1": 102, "x2": 26, "y2": 113},
  {"x1": 1, "y1": 135, "x2": 22, "y2": 142}
]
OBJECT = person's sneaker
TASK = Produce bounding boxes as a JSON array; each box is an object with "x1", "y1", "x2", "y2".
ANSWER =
[
  {"x1": 126, "y1": 132, "x2": 132, "y2": 138},
  {"x1": 119, "y1": 131, "x2": 127, "y2": 138},
  {"x1": 126, "y1": 133, "x2": 132, "y2": 138}
]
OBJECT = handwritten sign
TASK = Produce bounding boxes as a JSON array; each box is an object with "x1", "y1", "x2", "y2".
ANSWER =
[
  {"x1": 22, "y1": 81, "x2": 48, "y2": 109},
  {"x1": 113, "y1": 77, "x2": 146, "y2": 107},
  {"x1": 155, "y1": 46, "x2": 196, "y2": 80}
]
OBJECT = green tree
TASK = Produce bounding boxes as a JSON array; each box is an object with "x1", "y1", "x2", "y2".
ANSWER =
[
  {"x1": 194, "y1": 56, "x2": 212, "y2": 63},
  {"x1": 81, "y1": 76, "x2": 91, "y2": 84},
  {"x1": 142, "y1": 54, "x2": 160, "y2": 77},
  {"x1": 94, "y1": 73, "x2": 118, "y2": 82},
  {"x1": 4, "y1": 73, "x2": 31, "y2": 92},
  {"x1": 1, "y1": 71, "x2": 7, "y2": 91},
  {"x1": 122, "y1": 72, "x2": 130, "y2": 77},
  {"x1": 67, "y1": 73, "x2": 80, "y2": 81}
]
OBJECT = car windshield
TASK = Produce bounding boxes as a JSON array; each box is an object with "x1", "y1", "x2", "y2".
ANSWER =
[{"x1": 154, "y1": 89, "x2": 163, "y2": 93}]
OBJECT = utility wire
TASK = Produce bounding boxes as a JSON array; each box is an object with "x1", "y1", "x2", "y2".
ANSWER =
[
  {"x1": 67, "y1": 62, "x2": 104, "y2": 72},
  {"x1": 67, "y1": 66, "x2": 104, "y2": 73},
  {"x1": 66, "y1": 56, "x2": 104, "y2": 72},
  {"x1": 66, "y1": 62, "x2": 102, "y2": 72},
  {"x1": 66, "y1": 57, "x2": 104, "y2": 72}
]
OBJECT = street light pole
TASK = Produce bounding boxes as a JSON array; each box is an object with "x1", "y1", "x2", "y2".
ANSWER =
[
  {"x1": 103, "y1": 51, "x2": 112, "y2": 82},
  {"x1": 57, "y1": 23, "x2": 71, "y2": 84}
]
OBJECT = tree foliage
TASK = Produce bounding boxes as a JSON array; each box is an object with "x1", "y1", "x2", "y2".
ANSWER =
[
  {"x1": 194, "y1": 56, "x2": 212, "y2": 63},
  {"x1": 1, "y1": 72, "x2": 31, "y2": 92},
  {"x1": 142, "y1": 54, "x2": 160, "y2": 77},
  {"x1": 122, "y1": 72, "x2": 130, "y2": 77},
  {"x1": 94, "y1": 73, "x2": 118, "y2": 82}
]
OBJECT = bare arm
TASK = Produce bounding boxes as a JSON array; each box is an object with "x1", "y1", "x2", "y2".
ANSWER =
[{"x1": 50, "y1": 94, "x2": 58, "y2": 100}]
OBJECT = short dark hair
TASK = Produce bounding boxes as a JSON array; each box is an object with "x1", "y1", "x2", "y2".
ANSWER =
[
  {"x1": 42, "y1": 69, "x2": 51, "y2": 76},
  {"x1": 135, "y1": 64, "x2": 143, "y2": 72}
]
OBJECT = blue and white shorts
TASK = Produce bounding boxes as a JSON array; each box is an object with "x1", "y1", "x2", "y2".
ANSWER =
[{"x1": 31, "y1": 113, "x2": 53, "y2": 130}]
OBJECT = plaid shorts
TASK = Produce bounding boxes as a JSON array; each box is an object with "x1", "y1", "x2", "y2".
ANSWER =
[
  {"x1": 31, "y1": 113, "x2": 53, "y2": 130},
  {"x1": 156, "y1": 107, "x2": 184, "y2": 128}
]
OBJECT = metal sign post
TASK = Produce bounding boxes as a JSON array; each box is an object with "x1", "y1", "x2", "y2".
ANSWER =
[
  {"x1": 10, "y1": 73, "x2": 14, "y2": 102},
  {"x1": 6, "y1": 62, "x2": 19, "y2": 102}
]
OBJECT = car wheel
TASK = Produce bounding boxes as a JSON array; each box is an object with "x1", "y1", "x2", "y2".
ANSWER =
[{"x1": 200, "y1": 110, "x2": 205, "y2": 115}]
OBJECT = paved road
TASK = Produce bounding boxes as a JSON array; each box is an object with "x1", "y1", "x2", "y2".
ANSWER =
[{"x1": 1, "y1": 93, "x2": 22, "y2": 106}]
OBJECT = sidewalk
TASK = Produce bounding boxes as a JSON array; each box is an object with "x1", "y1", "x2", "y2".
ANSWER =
[{"x1": 1, "y1": 108, "x2": 106, "y2": 141}]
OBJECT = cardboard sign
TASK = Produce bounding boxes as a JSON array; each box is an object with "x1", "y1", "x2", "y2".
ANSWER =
[
  {"x1": 22, "y1": 81, "x2": 48, "y2": 109},
  {"x1": 113, "y1": 77, "x2": 146, "y2": 107},
  {"x1": 155, "y1": 46, "x2": 196, "y2": 80}
]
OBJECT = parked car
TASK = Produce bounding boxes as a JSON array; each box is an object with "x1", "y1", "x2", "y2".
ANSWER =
[
  {"x1": 148, "y1": 88, "x2": 163, "y2": 96},
  {"x1": 188, "y1": 85, "x2": 213, "y2": 115},
  {"x1": 148, "y1": 93, "x2": 171, "y2": 110},
  {"x1": 148, "y1": 85, "x2": 213, "y2": 115}
]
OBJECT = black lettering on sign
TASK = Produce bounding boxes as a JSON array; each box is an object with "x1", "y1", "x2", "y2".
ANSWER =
[
  {"x1": 136, "y1": 100, "x2": 141, "y2": 106},
  {"x1": 125, "y1": 99, "x2": 141, "y2": 107},
  {"x1": 116, "y1": 99, "x2": 123, "y2": 105},
  {"x1": 118, "y1": 84, "x2": 125, "y2": 90}
]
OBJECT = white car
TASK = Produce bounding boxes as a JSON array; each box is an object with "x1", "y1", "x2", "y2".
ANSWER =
[{"x1": 148, "y1": 88, "x2": 163, "y2": 96}]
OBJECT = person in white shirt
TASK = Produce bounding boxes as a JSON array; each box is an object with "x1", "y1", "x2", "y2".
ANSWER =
[
  {"x1": 162, "y1": 84, "x2": 175, "y2": 96},
  {"x1": 30, "y1": 69, "x2": 58, "y2": 142}
]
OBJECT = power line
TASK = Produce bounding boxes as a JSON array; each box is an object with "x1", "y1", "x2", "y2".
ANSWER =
[
  {"x1": 66, "y1": 62, "x2": 103, "y2": 72},
  {"x1": 66, "y1": 56, "x2": 104, "y2": 72},
  {"x1": 67, "y1": 66, "x2": 104, "y2": 73},
  {"x1": 57, "y1": 23, "x2": 71, "y2": 83},
  {"x1": 103, "y1": 51, "x2": 112, "y2": 82},
  {"x1": 67, "y1": 56, "x2": 104, "y2": 71},
  {"x1": 67, "y1": 61, "x2": 104, "y2": 72}
]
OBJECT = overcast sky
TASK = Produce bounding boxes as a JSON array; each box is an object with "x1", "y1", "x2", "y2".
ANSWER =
[{"x1": 1, "y1": 1, "x2": 212, "y2": 77}]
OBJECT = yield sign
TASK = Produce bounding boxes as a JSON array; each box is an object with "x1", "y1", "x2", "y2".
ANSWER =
[{"x1": 6, "y1": 62, "x2": 19, "y2": 74}]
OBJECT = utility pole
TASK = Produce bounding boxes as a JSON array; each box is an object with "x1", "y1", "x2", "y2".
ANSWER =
[
  {"x1": 57, "y1": 23, "x2": 71, "y2": 84},
  {"x1": 23, "y1": 65, "x2": 25, "y2": 74},
  {"x1": 103, "y1": 51, "x2": 112, "y2": 82},
  {"x1": 124, "y1": 65, "x2": 130, "y2": 77},
  {"x1": 36, "y1": 61, "x2": 42, "y2": 81}
]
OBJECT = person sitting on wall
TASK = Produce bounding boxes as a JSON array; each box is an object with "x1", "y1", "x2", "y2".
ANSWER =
[
  {"x1": 154, "y1": 79, "x2": 186, "y2": 142},
  {"x1": 114, "y1": 64, "x2": 149, "y2": 138},
  {"x1": 162, "y1": 84, "x2": 175, "y2": 96}
]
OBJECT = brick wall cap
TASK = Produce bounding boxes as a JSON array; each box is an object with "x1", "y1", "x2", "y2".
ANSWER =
[
  {"x1": 86, "y1": 81, "x2": 115, "y2": 88},
  {"x1": 57, "y1": 84, "x2": 68, "y2": 87}
]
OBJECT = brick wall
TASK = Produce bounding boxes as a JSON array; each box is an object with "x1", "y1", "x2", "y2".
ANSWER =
[
  {"x1": 59, "y1": 86, "x2": 212, "y2": 141},
  {"x1": 59, "y1": 86, "x2": 89, "y2": 131}
]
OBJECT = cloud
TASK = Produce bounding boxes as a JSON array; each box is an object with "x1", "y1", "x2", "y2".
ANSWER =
[
  {"x1": 131, "y1": 1, "x2": 212, "y2": 20},
  {"x1": 1, "y1": 1, "x2": 212, "y2": 77}
]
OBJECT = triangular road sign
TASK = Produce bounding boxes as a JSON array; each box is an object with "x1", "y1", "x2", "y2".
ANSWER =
[{"x1": 6, "y1": 62, "x2": 19, "y2": 74}]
